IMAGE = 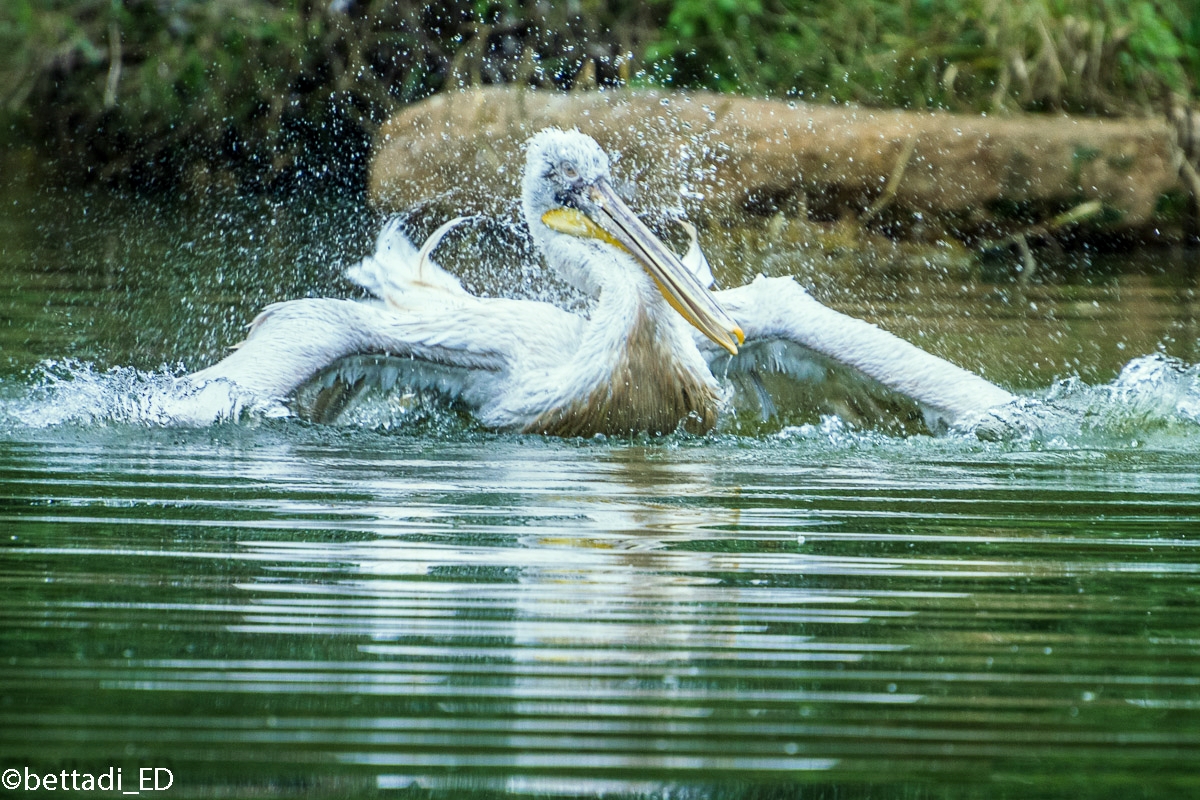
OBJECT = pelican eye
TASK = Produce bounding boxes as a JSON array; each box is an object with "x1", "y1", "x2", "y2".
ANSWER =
[{"x1": 559, "y1": 161, "x2": 579, "y2": 180}]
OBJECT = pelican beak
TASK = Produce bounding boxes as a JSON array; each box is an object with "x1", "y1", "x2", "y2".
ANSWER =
[{"x1": 541, "y1": 178, "x2": 744, "y2": 356}]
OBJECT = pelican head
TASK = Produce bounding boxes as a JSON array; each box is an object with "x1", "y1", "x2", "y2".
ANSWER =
[{"x1": 522, "y1": 129, "x2": 743, "y2": 356}]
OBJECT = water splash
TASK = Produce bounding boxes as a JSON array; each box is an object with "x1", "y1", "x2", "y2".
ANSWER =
[
  {"x1": 972, "y1": 354, "x2": 1200, "y2": 448},
  {"x1": 771, "y1": 414, "x2": 896, "y2": 448},
  {"x1": 0, "y1": 359, "x2": 286, "y2": 430}
]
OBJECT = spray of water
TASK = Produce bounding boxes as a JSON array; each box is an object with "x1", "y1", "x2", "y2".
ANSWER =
[
  {"x1": 968, "y1": 354, "x2": 1200, "y2": 449},
  {"x1": 0, "y1": 359, "x2": 285, "y2": 431}
]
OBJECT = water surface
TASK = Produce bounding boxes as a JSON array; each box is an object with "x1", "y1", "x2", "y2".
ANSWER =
[{"x1": 2, "y1": 170, "x2": 1199, "y2": 799}]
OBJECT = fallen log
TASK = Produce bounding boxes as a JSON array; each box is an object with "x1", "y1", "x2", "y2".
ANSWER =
[{"x1": 370, "y1": 87, "x2": 1190, "y2": 245}]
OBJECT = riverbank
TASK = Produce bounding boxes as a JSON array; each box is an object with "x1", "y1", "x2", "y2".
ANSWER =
[{"x1": 369, "y1": 88, "x2": 1197, "y2": 251}]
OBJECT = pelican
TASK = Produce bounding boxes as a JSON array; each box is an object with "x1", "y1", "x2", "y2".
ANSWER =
[{"x1": 189, "y1": 129, "x2": 1015, "y2": 435}]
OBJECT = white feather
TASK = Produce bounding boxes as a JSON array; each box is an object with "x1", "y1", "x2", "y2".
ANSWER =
[
  {"x1": 677, "y1": 220, "x2": 714, "y2": 289},
  {"x1": 344, "y1": 216, "x2": 471, "y2": 307}
]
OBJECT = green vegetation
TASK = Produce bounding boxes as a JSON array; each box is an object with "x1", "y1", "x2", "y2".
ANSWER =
[
  {"x1": 1, "y1": 0, "x2": 1196, "y2": 191},
  {"x1": 647, "y1": 0, "x2": 1198, "y2": 111}
]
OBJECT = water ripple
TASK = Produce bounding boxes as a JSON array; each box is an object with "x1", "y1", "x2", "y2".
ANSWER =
[{"x1": 2, "y1": 431, "x2": 1199, "y2": 797}]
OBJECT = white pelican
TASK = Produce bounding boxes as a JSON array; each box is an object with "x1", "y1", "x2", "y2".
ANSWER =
[{"x1": 189, "y1": 129, "x2": 1015, "y2": 435}]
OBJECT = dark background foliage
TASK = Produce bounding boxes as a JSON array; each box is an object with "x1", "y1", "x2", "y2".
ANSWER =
[{"x1": 2, "y1": 0, "x2": 1196, "y2": 194}]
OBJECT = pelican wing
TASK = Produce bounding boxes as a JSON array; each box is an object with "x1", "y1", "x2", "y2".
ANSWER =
[
  {"x1": 703, "y1": 275, "x2": 1015, "y2": 433},
  {"x1": 187, "y1": 298, "x2": 491, "y2": 412},
  {"x1": 190, "y1": 217, "x2": 576, "y2": 424},
  {"x1": 188, "y1": 284, "x2": 583, "y2": 425}
]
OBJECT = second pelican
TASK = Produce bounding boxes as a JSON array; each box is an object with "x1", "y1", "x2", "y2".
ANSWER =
[{"x1": 189, "y1": 129, "x2": 1015, "y2": 435}]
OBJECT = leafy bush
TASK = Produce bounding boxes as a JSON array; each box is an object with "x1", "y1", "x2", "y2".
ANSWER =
[{"x1": 643, "y1": 0, "x2": 1198, "y2": 113}]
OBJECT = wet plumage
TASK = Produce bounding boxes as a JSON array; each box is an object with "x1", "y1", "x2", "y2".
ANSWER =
[{"x1": 189, "y1": 129, "x2": 1014, "y2": 435}]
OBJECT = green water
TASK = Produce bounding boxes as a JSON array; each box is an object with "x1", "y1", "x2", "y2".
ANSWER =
[{"x1": 2, "y1": 170, "x2": 1199, "y2": 799}]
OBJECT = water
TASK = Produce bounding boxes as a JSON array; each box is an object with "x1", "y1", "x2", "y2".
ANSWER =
[{"x1": 2, "y1": 166, "x2": 1200, "y2": 799}]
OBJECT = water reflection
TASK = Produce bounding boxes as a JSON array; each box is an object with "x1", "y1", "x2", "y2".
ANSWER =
[
  {"x1": 219, "y1": 448, "x2": 916, "y2": 786},
  {"x1": 3, "y1": 426, "x2": 1200, "y2": 795}
]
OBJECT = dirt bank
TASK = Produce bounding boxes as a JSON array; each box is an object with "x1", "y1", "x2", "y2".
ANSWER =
[{"x1": 370, "y1": 87, "x2": 1194, "y2": 246}]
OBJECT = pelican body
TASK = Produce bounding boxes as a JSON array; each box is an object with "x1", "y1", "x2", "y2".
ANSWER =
[{"x1": 190, "y1": 130, "x2": 1014, "y2": 435}]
